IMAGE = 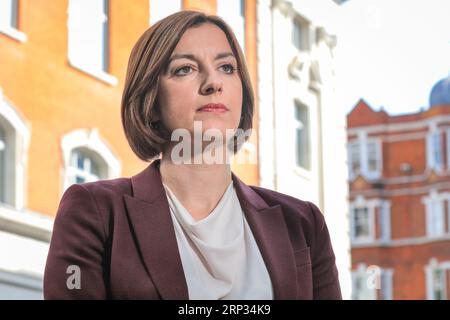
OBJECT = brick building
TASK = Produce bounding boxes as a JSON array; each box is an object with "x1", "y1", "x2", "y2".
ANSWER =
[{"x1": 347, "y1": 73, "x2": 450, "y2": 299}]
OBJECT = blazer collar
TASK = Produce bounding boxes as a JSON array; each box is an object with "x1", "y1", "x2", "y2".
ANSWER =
[{"x1": 124, "y1": 159, "x2": 297, "y2": 299}]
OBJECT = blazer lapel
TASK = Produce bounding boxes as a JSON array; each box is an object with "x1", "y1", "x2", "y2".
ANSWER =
[
  {"x1": 232, "y1": 173, "x2": 298, "y2": 299},
  {"x1": 124, "y1": 160, "x2": 189, "y2": 300}
]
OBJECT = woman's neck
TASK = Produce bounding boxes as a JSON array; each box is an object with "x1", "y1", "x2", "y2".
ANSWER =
[{"x1": 159, "y1": 153, "x2": 232, "y2": 221}]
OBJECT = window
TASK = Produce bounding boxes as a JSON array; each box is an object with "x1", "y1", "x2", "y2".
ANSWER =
[
  {"x1": 68, "y1": 0, "x2": 116, "y2": 84},
  {"x1": 0, "y1": 127, "x2": 5, "y2": 203},
  {"x1": 149, "y1": 0, "x2": 181, "y2": 25},
  {"x1": 423, "y1": 191, "x2": 445, "y2": 237},
  {"x1": 0, "y1": 0, "x2": 18, "y2": 29},
  {"x1": 378, "y1": 269, "x2": 393, "y2": 300},
  {"x1": 349, "y1": 142, "x2": 361, "y2": 175},
  {"x1": 217, "y1": 0, "x2": 246, "y2": 53},
  {"x1": 0, "y1": 90, "x2": 30, "y2": 209},
  {"x1": 426, "y1": 260, "x2": 448, "y2": 300},
  {"x1": 350, "y1": 197, "x2": 390, "y2": 244},
  {"x1": 367, "y1": 141, "x2": 380, "y2": 173},
  {"x1": 292, "y1": 19, "x2": 308, "y2": 51},
  {"x1": 292, "y1": 20, "x2": 302, "y2": 51},
  {"x1": 352, "y1": 273, "x2": 365, "y2": 300},
  {"x1": 67, "y1": 148, "x2": 105, "y2": 185},
  {"x1": 0, "y1": 0, "x2": 26, "y2": 42},
  {"x1": 352, "y1": 264, "x2": 376, "y2": 300},
  {"x1": 379, "y1": 202, "x2": 391, "y2": 242},
  {"x1": 348, "y1": 135, "x2": 382, "y2": 180},
  {"x1": 427, "y1": 130, "x2": 443, "y2": 170},
  {"x1": 292, "y1": 17, "x2": 310, "y2": 51},
  {"x1": 353, "y1": 264, "x2": 393, "y2": 300},
  {"x1": 61, "y1": 128, "x2": 121, "y2": 191},
  {"x1": 432, "y1": 268, "x2": 445, "y2": 300},
  {"x1": 427, "y1": 200, "x2": 444, "y2": 237},
  {"x1": 432, "y1": 132, "x2": 442, "y2": 167},
  {"x1": 353, "y1": 207, "x2": 370, "y2": 239},
  {"x1": 295, "y1": 101, "x2": 310, "y2": 170}
]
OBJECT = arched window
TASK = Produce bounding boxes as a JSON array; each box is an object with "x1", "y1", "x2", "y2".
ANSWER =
[
  {"x1": 0, "y1": 126, "x2": 6, "y2": 202},
  {"x1": 61, "y1": 128, "x2": 120, "y2": 191},
  {"x1": 68, "y1": 147, "x2": 107, "y2": 184},
  {"x1": 0, "y1": 89, "x2": 30, "y2": 209}
]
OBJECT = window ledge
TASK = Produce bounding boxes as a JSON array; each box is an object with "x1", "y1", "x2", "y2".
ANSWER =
[
  {"x1": 0, "y1": 27, "x2": 27, "y2": 42},
  {"x1": 69, "y1": 61, "x2": 118, "y2": 86},
  {"x1": 349, "y1": 171, "x2": 382, "y2": 181},
  {"x1": 352, "y1": 234, "x2": 450, "y2": 248},
  {"x1": 351, "y1": 237, "x2": 375, "y2": 246},
  {"x1": 0, "y1": 203, "x2": 53, "y2": 242}
]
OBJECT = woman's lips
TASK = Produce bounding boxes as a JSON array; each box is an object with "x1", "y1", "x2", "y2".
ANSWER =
[{"x1": 197, "y1": 103, "x2": 229, "y2": 113}]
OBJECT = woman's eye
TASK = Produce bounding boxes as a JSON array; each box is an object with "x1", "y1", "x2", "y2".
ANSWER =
[
  {"x1": 174, "y1": 64, "x2": 236, "y2": 76},
  {"x1": 221, "y1": 64, "x2": 236, "y2": 74},
  {"x1": 174, "y1": 66, "x2": 193, "y2": 76}
]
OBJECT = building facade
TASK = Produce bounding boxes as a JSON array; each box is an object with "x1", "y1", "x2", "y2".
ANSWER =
[
  {"x1": 1, "y1": 0, "x2": 350, "y2": 299},
  {"x1": 0, "y1": 0, "x2": 258, "y2": 299},
  {"x1": 257, "y1": 0, "x2": 351, "y2": 298},
  {"x1": 347, "y1": 73, "x2": 450, "y2": 299}
]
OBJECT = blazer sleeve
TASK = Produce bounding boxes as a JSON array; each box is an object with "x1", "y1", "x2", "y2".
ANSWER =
[
  {"x1": 44, "y1": 184, "x2": 107, "y2": 299},
  {"x1": 308, "y1": 201, "x2": 342, "y2": 300}
]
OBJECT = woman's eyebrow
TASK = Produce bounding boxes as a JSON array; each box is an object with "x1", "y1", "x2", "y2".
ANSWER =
[{"x1": 168, "y1": 52, "x2": 235, "y2": 64}]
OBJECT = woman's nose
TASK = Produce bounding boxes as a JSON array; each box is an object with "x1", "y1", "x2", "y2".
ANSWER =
[{"x1": 200, "y1": 74, "x2": 223, "y2": 95}]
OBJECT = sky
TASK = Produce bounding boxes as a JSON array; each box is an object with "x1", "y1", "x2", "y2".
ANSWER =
[{"x1": 335, "y1": 0, "x2": 450, "y2": 115}]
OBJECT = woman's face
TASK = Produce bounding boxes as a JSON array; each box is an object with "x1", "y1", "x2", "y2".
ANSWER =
[{"x1": 158, "y1": 23, "x2": 243, "y2": 141}]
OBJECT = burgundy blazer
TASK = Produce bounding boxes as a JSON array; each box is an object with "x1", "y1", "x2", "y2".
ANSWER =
[{"x1": 44, "y1": 159, "x2": 341, "y2": 299}]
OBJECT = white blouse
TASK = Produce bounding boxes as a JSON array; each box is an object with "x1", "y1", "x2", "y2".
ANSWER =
[{"x1": 163, "y1": 181, "x2": 273, "y2": 300}]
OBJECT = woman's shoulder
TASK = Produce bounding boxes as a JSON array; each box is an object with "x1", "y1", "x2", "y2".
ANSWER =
[
  {"x1": 61, "y1": 176, "x2": 133, "y2": 209},
  {"x1": 77, "y1": 176, "x2": 132, "y2": 197},
  {"x1": 248, "y1": 185, "x2": 316, "y2": 211},
  {"x1": 248, "y1": 185, "x2": 325, "y2": 225}
]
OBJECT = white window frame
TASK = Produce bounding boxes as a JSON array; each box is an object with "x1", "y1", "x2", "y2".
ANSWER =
[
  {"x1": 68, "y1": 148, "x2": 105, "y2": 185},
  {"x1": 422, "y1": 190, "x2": 445, "y2": 237},
  {"x1": 446, "y1": 129, "x2": 450, "y2": 170},
  {"x1": 67, "y1": 0, "x2": 117, "y2": 86},
  {"x1": 348, "y1": 131, "x2": 382, "y2": 180},
  {"x1": 61, "y1": 128, "x2": 121, "y2": 192},
  {"x1": 217, "y1": 0, "x2": 246, "y2": 54},
  {"x1": 350, "y1": 196, "x2": 375, "y2": 244},
  {"x1": 379, "y1": 201, "x2": 391, "y2": 243},
  {"x1": 351, "y1": 207, "x2": 371, "y2": 242},
  {"x1": 0, "y1": 88, "x2": 30, "y2": 210},
  {"x1": 426, "y1": 127, "x2": 443, "y2": 172},
  {"x1": 294, "y1": 100, "x2": 311, "y2": 171},
  {"x1": 366, "y1": 140, "x2": 382, "y2": 177},
  {"x1": 350, "y1": 196, "x2": 391, "y2": 245},
  {"x1": 291, "y1": 15, "x2": 309, "y2": 52},
  {"x1": 351, "y1": 263, "x2": 376, "y2": 300},
  {"x1": 425, "y1": 258, "x2": 450, "y2": 300},
  {"x1": 378, "y1": 268, "x2": 394, "y2": 300},
  {"x1": 448, "y1": 197, "x2": 450, "y2": 234},
  {"x1": 149, "y1": 0, "x2": 182, "y2": 25},
  {"x1": 347, "y1": 141, "x2": 361, "y2": 179},
  {"x1": 0, "y1": 0, "x2": 27, "y2": 42}
]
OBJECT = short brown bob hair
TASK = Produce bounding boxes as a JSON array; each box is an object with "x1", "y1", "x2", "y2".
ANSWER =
[{"x1": 121, "y1": 10, "x2": 254, "y2": 162}]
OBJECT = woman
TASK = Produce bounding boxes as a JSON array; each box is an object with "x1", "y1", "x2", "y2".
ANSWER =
[{"x1": 44, "y1": 10, "x2": 341, "y2": 300}]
